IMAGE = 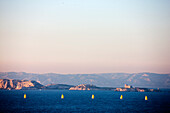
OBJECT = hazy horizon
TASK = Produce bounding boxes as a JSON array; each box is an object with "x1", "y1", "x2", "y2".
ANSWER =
[
  {"x1": 0, "y1": 0, "x2": 170, "y2": 74},
  {"x1": 0, "y1": 71, "x2": 169, "y2": 75}
]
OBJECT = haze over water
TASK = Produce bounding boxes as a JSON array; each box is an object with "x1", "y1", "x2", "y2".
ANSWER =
[{"x1": 0, "y1": 0, "x2": 170, "y2": 74}]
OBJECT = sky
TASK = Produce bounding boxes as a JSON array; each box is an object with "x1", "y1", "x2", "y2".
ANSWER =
[{"x1": 0, "y1": 0, "x2": 170, "y2": 74}]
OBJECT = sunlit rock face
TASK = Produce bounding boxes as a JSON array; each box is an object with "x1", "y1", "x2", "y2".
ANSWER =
[
  {"x1": 69, "y1": 84, "x2": 97, "y2": 90},
  {"x1": 0, "y1": 79, "x2": 43, "y2": 90}
]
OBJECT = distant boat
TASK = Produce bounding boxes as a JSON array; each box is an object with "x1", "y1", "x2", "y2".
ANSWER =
[
  {"x1": 145, "y1": 96, "x2": 148, "y2": 100},
  {"x1": 120, "y1": 95, "x2": 123, "y2": 99}
]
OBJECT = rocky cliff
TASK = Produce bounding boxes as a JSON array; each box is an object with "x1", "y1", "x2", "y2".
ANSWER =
[
  {"x1": 0, "y1": 79, "x2": 43, "y2": 90},
  {"x1": 69, "y1": 84, "x2": 100, "y2": 90}
]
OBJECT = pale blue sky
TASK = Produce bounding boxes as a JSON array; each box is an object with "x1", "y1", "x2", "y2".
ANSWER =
[{"x1": 0, "y1": 0, "x2": 170, "y2": 73}]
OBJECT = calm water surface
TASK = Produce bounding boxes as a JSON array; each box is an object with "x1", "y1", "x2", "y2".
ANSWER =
[{"x1": 0, "y1": 90, "x2": 170, "y2": 113}]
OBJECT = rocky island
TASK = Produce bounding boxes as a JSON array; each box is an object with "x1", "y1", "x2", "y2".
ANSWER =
[
  {"x1": 69, "y1": 84, "x2": 160, "y2": 92},
  {"x1": 114, "y1": 84, "x2": 160, "y2": 92},
  {"x1": 0, "y1": 79, "x2": 161, "y2": 92},
  {"x1": 69, "y1": 84, "x2": 115, "y2": 90}
]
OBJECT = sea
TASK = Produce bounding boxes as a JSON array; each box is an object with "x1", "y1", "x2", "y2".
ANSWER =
[{"x1": 0, "y1": 90, "x2": 170, "y2": 113}]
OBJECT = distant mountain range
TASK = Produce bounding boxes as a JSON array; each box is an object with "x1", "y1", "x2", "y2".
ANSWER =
[{"x1": 0, "y1": 72, "x2": 169, "y2": 88}]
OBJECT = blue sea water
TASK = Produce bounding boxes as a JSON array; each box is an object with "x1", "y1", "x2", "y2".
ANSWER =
[{"x1": 0, "y1": 90, "x2": 170, "y2": 113}]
